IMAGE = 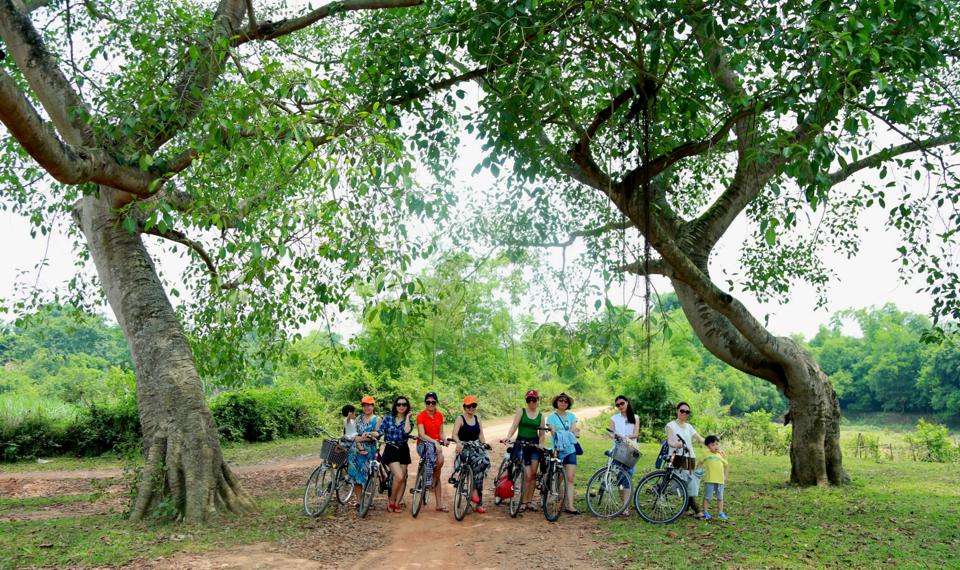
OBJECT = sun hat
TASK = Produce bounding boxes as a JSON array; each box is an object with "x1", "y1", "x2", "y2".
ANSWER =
[{"x1": 552, "y1": 392, "x2": 574, "y2": 409}]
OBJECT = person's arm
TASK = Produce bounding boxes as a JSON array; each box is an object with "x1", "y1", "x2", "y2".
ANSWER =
[
  {"x1": 502, "y1": 409, "x2": 522, "y2": 441},
  {"x1": 630, "y1": 420, "x2": 640, "y2": 441},
  {"x1": 570, "y1": 415, "x2": 580, "y2": 437},
  {"x1": 608, "y1": 418, "x2": 618, "y2": 440},
  {"x1": 451, "y1": 415, "x2": 463, "y2": 452},
  {"x1": 693, "y1": 428, "x2": 705, "y2": 445},
  {"x1": 723, "y1": 459, "x2": 729, "y2": 484},
  {"x1": 416, "y1": 415, "x2": 430, "y2": 442},
  {"x1": 538, "y1": 413, "x2": 546, "y2": 447}
]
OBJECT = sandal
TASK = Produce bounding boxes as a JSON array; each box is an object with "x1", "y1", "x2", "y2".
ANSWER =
[
  {"x1": 620, "y1": 510, "x2": 632, "y2": 518},
  {"x1": 563, "y1": 508, "x2": 582, "y2": 515},
  {"x1": 475, "y1": 506, "x2": 486, "y2": 514},
  {"x1": 526, "y1": 503, "x2": 539, "y2": 512},
  {"x1": 435, "y1": 506, "x2": 450, "y2": 513}
]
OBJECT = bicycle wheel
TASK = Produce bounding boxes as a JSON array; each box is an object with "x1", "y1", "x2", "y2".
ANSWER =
[
  {"x1": 410, "y1": 462, "x2": 427, "y2": 518},
  {"x1": 492, "y1": 457, "x2": 509, "y2": 506},
  {"x1": 303, "y1": 464, "x2": 333, "y2": 516},
  {"x1": 335, "y1": 465, "x2": 353, "y2": 504},
  {"x1": 585, "y1": 466, "x2": 629, "y2": 518},
  {"x1": 358, "y1": 469, "x2": 378, "y2": 518},
  {"x1": 542, "y1": 466, "x2": 566, "y2": 522},
  {"x1": 453, "y1": 466, "x2": 473, "y2": 521},
  {"x1": 633, "y1": 470, "x2": 688, "y2": 524},
  {"x1": 508, "y1": 462, "x2": 525, "y2": 518}
]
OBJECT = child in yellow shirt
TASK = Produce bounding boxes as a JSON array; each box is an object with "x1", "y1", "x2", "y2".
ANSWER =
[{"x1": 699, "y1": 435, "x2": 729, "y2": 520}]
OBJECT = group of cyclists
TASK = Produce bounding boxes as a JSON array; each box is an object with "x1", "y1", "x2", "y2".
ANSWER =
[{"x1": 324, "y1": 389, "x2": 711, "y2": 521}]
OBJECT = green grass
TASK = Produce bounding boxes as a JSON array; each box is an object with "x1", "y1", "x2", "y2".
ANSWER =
[
  {"x1": 575, "y1": 429, "x2": 960, "y2": 569},
  {"x1": 0, "y1": 394, "x2": 79, "y2": 425},
  {"x1": 0, "y1": 493, "x2": 105, "y2": 513},
  {"x1": 0, "y1": 490, "x2": 311, "y2": 569}
]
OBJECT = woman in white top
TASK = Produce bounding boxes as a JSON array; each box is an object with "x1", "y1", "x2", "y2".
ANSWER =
[
  {"x1": 609, "y1": 395, "x2": 640, "y2": 517},
  {"x1": 665, "y1": 401, "x2": 705, "y2": 517}
]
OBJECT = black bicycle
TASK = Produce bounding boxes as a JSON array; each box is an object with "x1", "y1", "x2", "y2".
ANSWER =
[
  {"x1": 410, "y1": 438, "x2": 448, "y2": 518},
  {"x1": 448, "y1": 439, "x2": 492, "y2": 521},
  {"x1": 631, "y1": 434, "x2": 693, "y2": 524},
  {"x1": 536, "y1": 426, "x2": 566, "y2": 522},
  {"x1": 303, "y1": 428, "x2": 353, "y2": 517},
  {"x1": 497, "y1": 439, "x2": 542, "y2": 518}
]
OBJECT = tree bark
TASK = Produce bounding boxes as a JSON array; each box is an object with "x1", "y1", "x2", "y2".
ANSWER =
[
  {"x1": 74, "y1": 189, "x2": 255, "y2": 522},
  {"x1": 670, "y1": 279, "x2": 847, "y2": 485}
]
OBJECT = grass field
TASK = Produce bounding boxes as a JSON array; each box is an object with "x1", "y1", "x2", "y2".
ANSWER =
[
  {"x1": 575, "y1": 429, "x2": 960, "y2": 569},
  {"x1": 1, "y1": 426, "x2": 958, "y2": 568}
]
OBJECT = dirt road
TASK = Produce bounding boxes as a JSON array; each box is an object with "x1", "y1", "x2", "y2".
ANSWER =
[{"x1": 4, "y1": 406, "x2": 615, "y2": 569}]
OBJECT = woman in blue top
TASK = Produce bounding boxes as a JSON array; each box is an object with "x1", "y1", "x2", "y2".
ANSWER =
[
  {"x1": 547, "y1": 392, "x2": 581, "y2": 514},
  {"x1": 378, "y1": 396, "x2": 413, "y2": 513},
  {"x1": 347, "y1": 395, "x2": 381, "y2": 505}
]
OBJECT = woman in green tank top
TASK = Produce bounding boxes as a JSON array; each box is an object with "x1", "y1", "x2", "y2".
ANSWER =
[{"x1": 502, "y1": 389, "x2": 546, "y2": 512}]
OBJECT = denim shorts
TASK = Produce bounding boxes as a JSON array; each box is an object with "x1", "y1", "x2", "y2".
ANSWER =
[
  {"x1": 561, "y1": 453, "x2": 577, "y2": 466},
  {"x1": 703, "y1": 482, "x2": 724, "y2": 501},
  {"x1": 613, "y1": 461, "x2": 635, "y2": 488},
  {"x1": 513, "y1": 437, "x2": 542, "y2": 465}
]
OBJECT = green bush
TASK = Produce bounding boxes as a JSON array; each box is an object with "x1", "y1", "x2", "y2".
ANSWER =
[
  {"x1": 905, "y1": 418, "x2": 958, "y2": 462},
  {"x1": 0, "y1": 415, "x2": 67, "y2": 461},
  {"x1": 211, "y1": 388, "x2": 318, "y2": 443},
  {"x1": 65, "y1": 397, "x2": 141, "y2": 457},
  {"x1": 722, "y1": 410, "x2": 791, "y2": 456}
]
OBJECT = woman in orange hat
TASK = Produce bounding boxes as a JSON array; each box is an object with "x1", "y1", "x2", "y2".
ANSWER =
[
  {"x1": 347, "y1": 395, "x2": 381, "y2": 505},
  {"x1": 502, "y1": 389, "x2": 545, "y2": 512},
  {"x1": 450, "y1": 395, "x2": 491, "y2": 513}
]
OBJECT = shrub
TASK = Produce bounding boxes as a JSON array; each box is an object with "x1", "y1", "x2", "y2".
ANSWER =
[
  {"x1": 723, "y1": 410, "x2": 791, "y2": 456},
  {"x1": 211, "y1": 387, "x2": 318, "y2": 443},
  {"x1": 65, "y1": 397, "x2": 141, "y2": 457},
  {"x1": 0, "y1": 415, "x2": 67, "y2": 461},
  {"x1": 905, "y1": 418, "x2": 957, "y2": 462}
]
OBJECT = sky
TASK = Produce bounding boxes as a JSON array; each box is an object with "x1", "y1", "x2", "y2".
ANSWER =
[{"x1": 0, "y1": 131, "x2": 934, "y2": 342}]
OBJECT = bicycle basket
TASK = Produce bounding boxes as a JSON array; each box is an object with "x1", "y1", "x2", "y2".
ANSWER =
[
  {"x1": 320, "y1": 439, "x2": 348, "y2": 465},
  {"x1": 609, "y1": 441, "x2": 641, "y2": 468}
]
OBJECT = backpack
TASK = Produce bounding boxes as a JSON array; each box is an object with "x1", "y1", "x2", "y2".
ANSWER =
[{"x1": 655, "y1": 439, "x2": 670, "y2": 468}]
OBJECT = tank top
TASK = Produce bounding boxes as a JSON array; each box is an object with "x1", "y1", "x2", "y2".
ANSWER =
[
  {"x1": 457, "y1": 415, "x2": 481, "y2": 441},
  {"x1": 611, "y1": 413, "x2": 636, "y2": 440},
  {"x1": 517, "y1": 409, "x2": 542, "y2": 439}
]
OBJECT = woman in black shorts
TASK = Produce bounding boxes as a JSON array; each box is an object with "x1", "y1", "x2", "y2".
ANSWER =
[{"x1": 378, "y1": 396, "x2": 414, "y2": 513}]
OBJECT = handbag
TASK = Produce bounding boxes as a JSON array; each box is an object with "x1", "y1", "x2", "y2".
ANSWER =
[{"x1": 557, "y1": 414, "x2": 583, "y2": 455}]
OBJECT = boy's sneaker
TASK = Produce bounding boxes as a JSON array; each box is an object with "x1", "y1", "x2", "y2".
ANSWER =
[
  {"x1": 693, "y1": 469, "x2": 704, "y2": 477},
  {"x1": 702, "y1": 511, "x2": 712, "y2": 520},
  {"x1": 719, "y1": 512, "x2": 727, "y2": 520}
]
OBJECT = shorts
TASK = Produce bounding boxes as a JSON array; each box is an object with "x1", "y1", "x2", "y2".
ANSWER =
[
  {"x1": 561, "y1": 453, "x2": 577, "y2": 466},
  {"x1": 512, "y1": 436, "x2": 542, "y2": 465},
  {"x1": 703, "y1": 482, "x2": 724, "y2": 501},
  {"x1": 381, "y1": 441, "x2": 411, "y2": 465},
  {"x1": 613, "y1": 461, "x2": 635, "y2": 488}
]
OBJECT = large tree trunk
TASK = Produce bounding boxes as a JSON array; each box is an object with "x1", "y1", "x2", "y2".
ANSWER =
[
  {"x1": 74, "y1": 190, "x2": 255, "y2": 522},
  {"x1": 672, "y1": 281, "x2": 847, "y2": 485}
]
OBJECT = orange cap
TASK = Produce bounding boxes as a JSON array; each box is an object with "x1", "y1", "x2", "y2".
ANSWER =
[
  {"x1": 463, "y1": 395, "x2": 478, "y2": 406},
  {"x1": 361, "y1": 395, "x2": 375, "y2": 405}
]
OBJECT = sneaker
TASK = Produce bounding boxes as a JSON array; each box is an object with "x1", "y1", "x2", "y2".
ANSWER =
[
  {"x1": 693, "y1": 469, "x2": 704, "y2": 477},
  {"x1": 719, "y1": 512, "x2": 728, "y2": 520},
  {"x1": 475, "y1": 506, "x2": 486, "y2": 514},
  {"x1": 702, "y1": 511, "x2": 712, "y2": 520}
]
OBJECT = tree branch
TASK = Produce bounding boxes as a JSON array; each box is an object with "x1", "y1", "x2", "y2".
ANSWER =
[
  {"x1": 685, "y1": 4, "x2": 747, "y2": 101},
  {"x1": 233, "y1": 0, "x2": 423, "y2": 45},
  {"x1": 0, "y1": 0, "x2": 95, "y2": 146},
  {"x1": 827, "y1": 135, "x2": 957, "y2": 187},
  {"x1": 616, "y1": 256, "x2": 672, "y2": 278},
  {"x1": 506, "y1": 220, "x2": 634, "y2": 248},
  {"x1": 142, "y1": 226, "x2": 238, "y2": 290},
  {"x1": 0, "y1": 69, "x2": 157, "y2": 196}
]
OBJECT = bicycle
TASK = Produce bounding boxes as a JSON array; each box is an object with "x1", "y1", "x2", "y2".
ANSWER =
[
  {"x1": 358, "y1": 434, "x2": 417, "y2": 517},
  {"x1": 409, "y1": 438, "x2": 448, "y2": 518},
  {"x1": 497, "y1": 439, "x2": 542, "y2": 518},
  {"x1": 536, "y1": 426, "x2": 566, "y2": 522},
  {"x1": 584, "y1": 429, "x2": 640, "y2": 518},
  {"x1": 447, "y1": 439, "x2": 492, "y2": 521},
  {"x1": 303, "y1": 428, "x2": 353, "y2": 517},
  {"x1": 631, "y1": 434, "x2": 693, "y2": 524}
]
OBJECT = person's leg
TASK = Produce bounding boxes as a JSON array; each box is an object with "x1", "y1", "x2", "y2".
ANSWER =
[
  {"x1": 433, "y1": 450, "x2": 445, "y2": 508},
  {"x1": 563, "y1": 462, "x2": 577, "y2": 510},
  {"x1": 388, "y1": 462, "x2": 405, "y2": 507},
  {"x1": 525, "y1": 459, "x2": 539, "y2": 509},
  {"x1": 717, "y1": 485, "x2": 725, "y2": 516}
]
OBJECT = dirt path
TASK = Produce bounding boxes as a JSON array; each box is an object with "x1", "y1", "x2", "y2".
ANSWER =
[{"x1": 5, "y1": 406, "x2": 615, "y2": 569}]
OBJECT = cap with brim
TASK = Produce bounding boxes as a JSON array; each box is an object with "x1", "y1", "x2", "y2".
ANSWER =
[
  {"x1": 552, "y1": 392, "x2": 574, "y2": 409},
  {"x1": 525, "y1": 389, "x2": 539, "y2": 400},
  {"x1": 361, "y1": 395, "x2": 375, "y2": 405},
  {"x1": 424, "y1": 391, "x2": 439, "y2": 403},
  {"x1": 463, "y1": 395, "x2": 478, "y2": 405}
]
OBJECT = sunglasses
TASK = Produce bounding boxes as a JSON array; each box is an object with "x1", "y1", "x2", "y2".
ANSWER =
[
  {"x1": 526, "y1": 397, "x2": 539, "y2": 403},
  {"x1": 464, "y1": 404, "x2": 478, "y2": 409},
  {"x1": 396, "y1": 402, "x2": 409, "y2": 407},
  {"x1": 557, "y1": 398, "x2": 570, "y2": 404},
  {"x1": 425, "y1": 400, "x2": 438, "y2": 405},
  {"x1": 678, "y1": 409, "x2": 691, "y2": 414},
  {"x1": 615, "y1": 401, "x2": 627, "y2": 407}
]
